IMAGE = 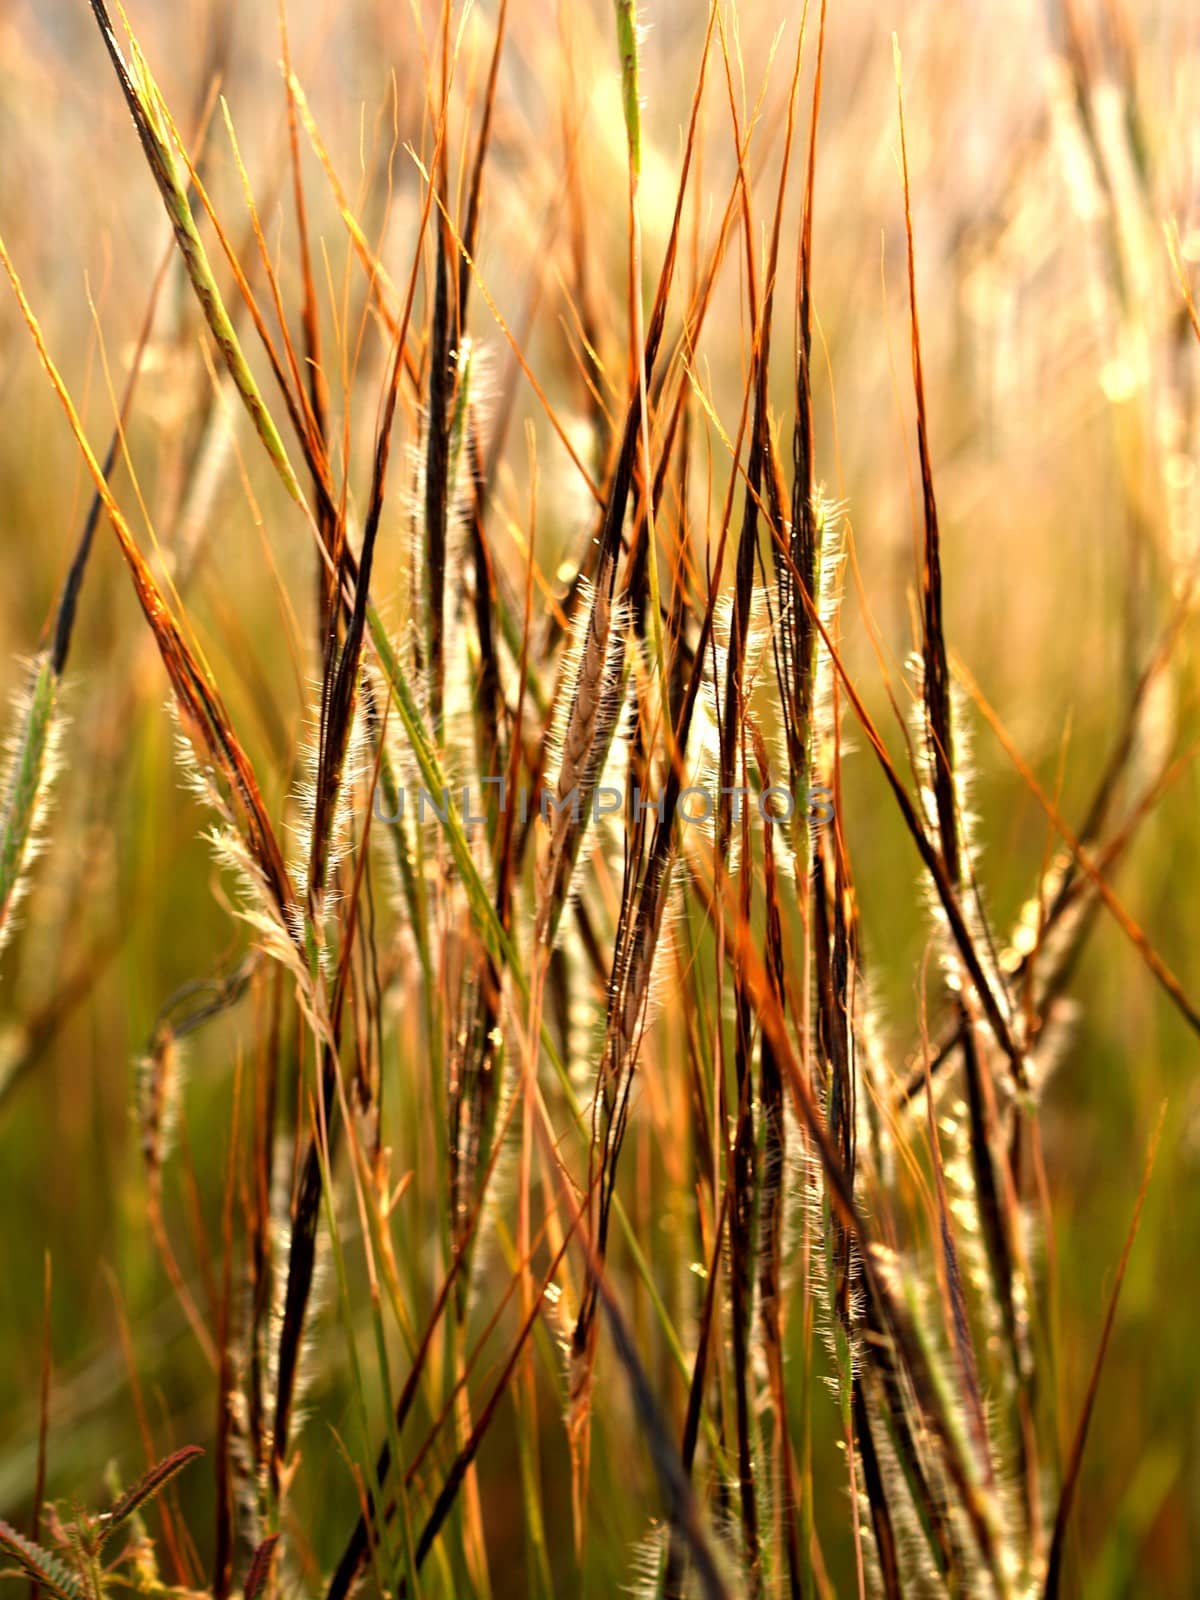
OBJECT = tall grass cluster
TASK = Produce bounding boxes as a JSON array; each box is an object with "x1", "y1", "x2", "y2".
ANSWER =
[{"x1": 1, "y1": 0, "x2": 1198, "y2": 1595}]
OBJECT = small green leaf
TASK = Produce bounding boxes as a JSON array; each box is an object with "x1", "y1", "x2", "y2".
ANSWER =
[{"x1": 0, "y1": 1520, "x2": 82, "y2": 1600}]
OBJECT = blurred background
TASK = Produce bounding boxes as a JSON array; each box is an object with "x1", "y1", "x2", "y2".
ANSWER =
[{"x1": 0, "y1": 0, "x2": 1198, "y2": 1592}]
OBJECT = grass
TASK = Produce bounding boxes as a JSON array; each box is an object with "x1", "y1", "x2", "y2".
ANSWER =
[{"x1": 0, "y1": 0, "x2": 1198, "y2": 1595}]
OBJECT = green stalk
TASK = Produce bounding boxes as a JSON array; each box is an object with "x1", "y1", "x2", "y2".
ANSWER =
[{"x1": 115, "y1": 30, "x2": 302, "y2": 502}]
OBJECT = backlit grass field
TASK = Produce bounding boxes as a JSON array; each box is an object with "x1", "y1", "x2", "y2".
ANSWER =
[{"x1": 1, "y1": 1, "x2": 1198, "y2": 1595}]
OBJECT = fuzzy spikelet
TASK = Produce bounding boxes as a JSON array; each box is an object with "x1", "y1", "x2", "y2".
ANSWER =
[
  {"x1": 568, "y1": 828, "x2": 681, "y2": 1491},
  {"x1": 223, "y1": 1347, "x2": 265, "y2": 1566},
  {"x1": 264, "y1": 1151, "x2": 328, "y2": 1461},
  {"x1": 703, "y1": 589, "x2": 774, "y2": 739},
  {"x1": 687, "y1": 588, "x2": 776, "y2": 876},
  {"x1": 170, "y1": 708, "x2": 312, "y2": 1005},
  {"x1": 626, "y1": 1521, "x2": 670, "y2": 1600},
  {"x1": 906, "y1": 664, "x2": 1011, "y2": 1029},
  {"x1": 458, "y1": 1063, "x2": 520, "y2": 1314},
  {"x1": 537, "y1": 579, "x2": 631, "y2": 946},
  {"x1": 0, "y1": 654, "x2": 65, "y2": 961},
  {"x1": 807, "y1": 494, "x2": 848, "y2": 773},
  {"x1": 544, "y1": 575, "x2": 619, "y2": 810},
  {"x1": 288, "y1": 684, "x2": 369, "y2": 940},
  {"x1": 547, "y1": 664, "x2": 636, "y2": 949},
  {"x1": 136, "y1": 1027, "x2": 185, "y2": 1180}
]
